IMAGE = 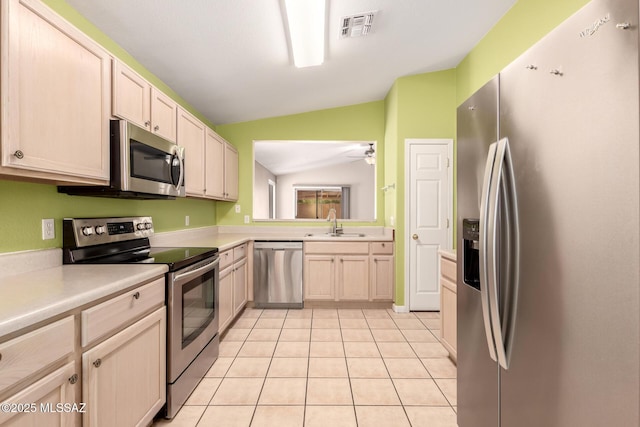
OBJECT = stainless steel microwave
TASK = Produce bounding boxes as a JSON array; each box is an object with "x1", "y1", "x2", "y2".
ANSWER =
[{"x1": 59, "y1": 120, "x2": 185, "y2": 199}]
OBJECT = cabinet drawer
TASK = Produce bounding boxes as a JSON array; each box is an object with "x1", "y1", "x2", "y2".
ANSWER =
[
  {"x1": 220, "y1": 250, "x2": 233, "y2": 270},
  {"x1": 81, "y1": 278, "x2": 165, "y2": 347},
  {"x1": 370, "y1": 242, "x2": 393, "y2": 255},
  {"x1": 441, "y1": 256, "x2": 456, "y2": 283},
  {"x1": 305, "y1": 242, "x2": 369, "y2": 255},
  {"x1": 233, "y1": 243, "x2": 247, "y2": 261},
  {"x1": 0, "y1": 316, "x2": 74, "y2": 394}
]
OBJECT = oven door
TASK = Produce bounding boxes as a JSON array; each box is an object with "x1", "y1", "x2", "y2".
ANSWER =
[
  {"x1": 167, "y1": 256, "x2": 219, "y2": 383},
  {"x1": 114, "y1": 120, "x2": 185, "y2": 197}
]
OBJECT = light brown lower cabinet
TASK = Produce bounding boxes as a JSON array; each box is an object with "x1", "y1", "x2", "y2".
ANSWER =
[
  {"x1": 0, "y1": 362, "x2": 77, "y2": 427},
  {"x1": 304, "y1": 241, "x2": 394, "y2": 302},
  {"x1": 82, "y1": 307, "x2": 166, "y2": 427},
  {"x1": 439, "y1": 251, "x2": 457, "y2": 362},
  {"x1": 219, "y1": 243, "x2": 249, "y2": 334}
]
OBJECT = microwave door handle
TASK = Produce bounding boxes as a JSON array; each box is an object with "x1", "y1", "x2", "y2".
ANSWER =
[{"x1": 175, "y1": 146, "x2": 185, "y2": 191}]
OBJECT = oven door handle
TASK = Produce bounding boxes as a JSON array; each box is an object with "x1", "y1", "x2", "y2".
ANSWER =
[{"x1": 173, "y1": 258, "x2": 219, "y2": 284}]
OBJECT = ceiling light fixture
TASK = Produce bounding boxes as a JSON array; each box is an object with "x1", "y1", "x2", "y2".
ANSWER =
[{"x1": 283, "y1": 0, "x2": 326, "y2": 68}]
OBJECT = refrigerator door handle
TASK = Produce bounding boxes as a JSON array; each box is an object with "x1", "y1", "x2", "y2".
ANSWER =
[
  {"x1": 487, "y1": 137, "x2": 520, "y2": 370},
  {"x1": 479, "y1": 142, "x2": 499, "y2": 362}
]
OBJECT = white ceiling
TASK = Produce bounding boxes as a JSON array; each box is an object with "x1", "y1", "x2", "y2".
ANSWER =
[
  {"x1": 67, "y1": 0, "x2": 516, "y2": 125},
  {"x1": 254, "y1": 141, "x2": 374, "y2": 175}
]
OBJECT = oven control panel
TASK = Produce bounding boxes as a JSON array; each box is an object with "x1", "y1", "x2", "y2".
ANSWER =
[{"x1": 64, "y1": 216, "x2": 154, "y2": 247}]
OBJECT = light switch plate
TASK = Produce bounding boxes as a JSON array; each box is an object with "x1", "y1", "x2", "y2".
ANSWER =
[
  {"x1": 244, "y1": 215, "x2": 250, "y2": 224},
  {"x1": 42, "y1": 218, "x2": 55, "y2": 240},
  {"x1": 235, "y1": 204, "x2": 241, "y2": 213},
  {"x1": 185, "y1": 215, "x2": 190, "y2": 226}
]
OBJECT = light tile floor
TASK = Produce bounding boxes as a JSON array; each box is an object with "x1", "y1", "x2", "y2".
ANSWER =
[{"x1": 154, "y1": 308, "x2": 457, "y2": 427}]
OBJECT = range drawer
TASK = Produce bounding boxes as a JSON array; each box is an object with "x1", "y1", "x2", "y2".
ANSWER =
[
  {"x1": 370, "y1": 242, "x2": 393, "y2": 255},
  {"x1": 0, "y1": 316, "x2": 74, "y2": 394},
  {"x1": 81, "y1": 277, "x2": 165, "y2": 347}
]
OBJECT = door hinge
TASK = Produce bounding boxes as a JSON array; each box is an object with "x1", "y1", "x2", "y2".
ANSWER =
[
  {"x1": 447, "y1": 219, "x2": 450, "y2": 228},
  {"x1": 447, "y1": 158, "x2": 450, "y2": 167}
]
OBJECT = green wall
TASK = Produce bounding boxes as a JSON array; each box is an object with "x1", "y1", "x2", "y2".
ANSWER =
[
  {"x1": 0, "y1": 180, "x2": 216, "y2": 253},
  {"x1": 215, "y1": 101, "x2": 386, "y2": 226},
  {"x1": 0, "y1": 0, "x2": 221, "y2": 254},
  {"x1": 386, "y1": 70, "x2": 457, "y2": 305},
  {"x1": 456, "y1": 0, "x2": 590, "y2": 106}
]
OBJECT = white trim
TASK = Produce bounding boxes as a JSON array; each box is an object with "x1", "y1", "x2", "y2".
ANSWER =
[
  {"x1": 392, "y1": 304, "x2": 410, "y2": 313},
  {"x1": 404, "y1": 138, "x2": 454, "y2": 311}
]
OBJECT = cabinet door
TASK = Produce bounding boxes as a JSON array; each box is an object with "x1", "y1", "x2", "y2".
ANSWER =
[
  {"x1": 112, "y1": 61, "x2": 151, "y2": 129},
  {"x1": 0, "y1": 362, "x2": 77, "y2": 427},
  {"x1": 232, "y1": 259, "x2": 248, "y2": 315},
  {"x1": 219, "y1": 267, "x2": 234, "y2": 333},
  {"x1": 440, "y1": 279, "x2": 457, "y2": 360},
  {"x1": 337, "y1": 256, "x2": 369, "y2": 300},
  {"x1": 224, "y1": 142, "x2": 239, "y2": 201},
  {"x1": 82, "y1": 308, "x2": 166, "y2": 427},
  {"x1": 1, "y1": 0, "x2": 110, "y2": 184},
  {"x1": 370, "y1": 256, "x2": 394, "y2": 300},
  {"x1": 150, "y1": 87, "x2": 177, "y2": 142},
  {"x1": 205, "y1": 128, "x2": 225, "y2": 199},
  {"x1": 304, "y1": 256, "x2": 335, "y2": 300},
  {"x1": 177, "y1": 107, "x2": 206, "y2": 196}
]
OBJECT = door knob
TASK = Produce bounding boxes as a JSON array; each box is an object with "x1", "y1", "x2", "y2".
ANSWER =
[{"x1": 412, "y1": 234, "x2": 419, "y2": 240}]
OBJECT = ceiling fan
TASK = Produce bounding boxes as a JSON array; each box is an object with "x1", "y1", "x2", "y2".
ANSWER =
[{"x1": 348, "y1": 143, "x2": 376, "y2": 165}]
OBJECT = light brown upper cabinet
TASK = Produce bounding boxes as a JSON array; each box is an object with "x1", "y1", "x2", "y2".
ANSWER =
[
  {"x1": 0, "y1": 0, "x2": 111, "y2": 184},
  {"x1": 205, "y1": 129, "x2": 238, "y2": 201},
  {"x1": 112, "y1": 60, "x2": 177, "y2": 143},
  {"x1": 177, "y1": 107, "x2": 206, "y2": 196}
]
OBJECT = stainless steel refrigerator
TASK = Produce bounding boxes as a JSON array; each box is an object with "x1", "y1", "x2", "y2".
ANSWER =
[{"x1": 456, "y1": 0, "x2": 639, "y2": 425}]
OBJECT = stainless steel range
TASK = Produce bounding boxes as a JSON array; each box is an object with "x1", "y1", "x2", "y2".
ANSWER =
[{"x1": 63, "y1": 216, "x2": 219, "y2": 419}]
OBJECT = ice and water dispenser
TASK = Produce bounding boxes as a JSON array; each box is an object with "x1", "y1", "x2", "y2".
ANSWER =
[{"x1": 463, "y1": 219, "x2": 480, "y2": 290}]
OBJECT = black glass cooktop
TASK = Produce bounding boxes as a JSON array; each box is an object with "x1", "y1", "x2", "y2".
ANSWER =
[{"x1": 144, "y1": 247, "x2": 219, "y2": 271}]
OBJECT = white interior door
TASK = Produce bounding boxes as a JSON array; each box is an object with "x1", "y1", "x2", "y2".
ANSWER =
[{"x1": 406, "y1": 139, "x2": 453, "y2": 310}]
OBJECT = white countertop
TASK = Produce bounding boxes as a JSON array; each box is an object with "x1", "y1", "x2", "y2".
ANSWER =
[
  {"x1": 0, "y1": 225, "x2": 393, "y2": 339},
  {"x1": 150, "y1": 226, "x2": 394, "y2": 250},
  {"x1": 0, "y1": 264, "x2": 167, "y2": 338},
  {"x1": 439, "y1": 248, "x2": 457, "y2": 260}
]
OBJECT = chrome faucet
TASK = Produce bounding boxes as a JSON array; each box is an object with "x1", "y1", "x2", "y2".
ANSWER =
[{"x1": 326, "y1": 208, "x2": 338, "y2": 234}]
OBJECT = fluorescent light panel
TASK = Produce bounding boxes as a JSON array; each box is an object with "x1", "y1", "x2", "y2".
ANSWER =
[{"x1": 284, "y1": 0, "x2": 326, "y2": 68}]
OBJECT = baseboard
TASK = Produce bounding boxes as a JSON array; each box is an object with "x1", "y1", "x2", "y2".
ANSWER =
[{"x1": 392, "y1": 304, "x2": 409, "y2": 313}]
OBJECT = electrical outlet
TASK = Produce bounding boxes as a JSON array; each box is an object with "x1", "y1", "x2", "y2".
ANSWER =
[
  {"x1": 42, "y1": 219, "x2": 55, "y2": 240},
  {"x1": 235, "y1": 204, "x2": 241, "y2": 213},
  {"x1": 244, "y1": 215, "x2": 250, "y2": 224},
  {"x1": 185, "y1": 215, "x2": 190, "y2": 226},
  {"x1": 390, "y1": 216, "x2": 395, "y2": 226}
]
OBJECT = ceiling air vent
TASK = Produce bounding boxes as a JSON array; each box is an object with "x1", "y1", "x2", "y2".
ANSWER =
[{"x1": 340, "y1": 11, "x2": 377, "y2": 38}]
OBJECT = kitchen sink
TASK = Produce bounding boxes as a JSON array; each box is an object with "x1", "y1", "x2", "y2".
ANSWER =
[{"x1": 305, "y1": 233, "x2": 367, "y2": 237}]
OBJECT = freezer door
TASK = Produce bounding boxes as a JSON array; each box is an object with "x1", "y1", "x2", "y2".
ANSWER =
[
  {"x1": 499, "y1": 0, "x2": 639, "y2": 425},
  {"x1": 456, "y1": 76, "x2": 500, "y2": 427}
]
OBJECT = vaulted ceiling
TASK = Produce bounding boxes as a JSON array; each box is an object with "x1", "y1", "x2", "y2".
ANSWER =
[{"x1": 67, "y1": 0, "x2": 517, "y2": 125}]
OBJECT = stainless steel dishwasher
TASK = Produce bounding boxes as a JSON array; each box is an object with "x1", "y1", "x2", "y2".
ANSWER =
[{"x1": 253, "y1": 241, "x2": 303, "y2": 309}]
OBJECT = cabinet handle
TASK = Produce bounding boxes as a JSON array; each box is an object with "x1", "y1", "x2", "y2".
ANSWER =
[
  {"x1": 0, "y1": 352, "x2": 2, "y2": 362},
  {"x1": 144, "y1": 120, "x2": 151, "y2": 127},
  {"x1": 331, "y1": 259, "x2": 334, "y2": 263},
  {"x1": 154, "y1": 125, "x2": 160, "y2": 131},
  {"x1": 93, "y1": 359, "x2": 102, "y2": 368},
  {"x1": 381, "y1": 243, "x2": 385, "y2": 247},
  {"x1": 68, "y1": 374, "x2": 79, "y2": 385},
  {"x1": 133, "y1": 291, "x2": 140, "y2": 300},
  {"x1": 340, "y1": 258, "x2": 343, "y2": 263},
  {"x1": 374, "y1": 258, "x2": 378, "y2": 263},
  {"x1": 13, "y1": 150, "x2": 24, "y2": 159}
]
